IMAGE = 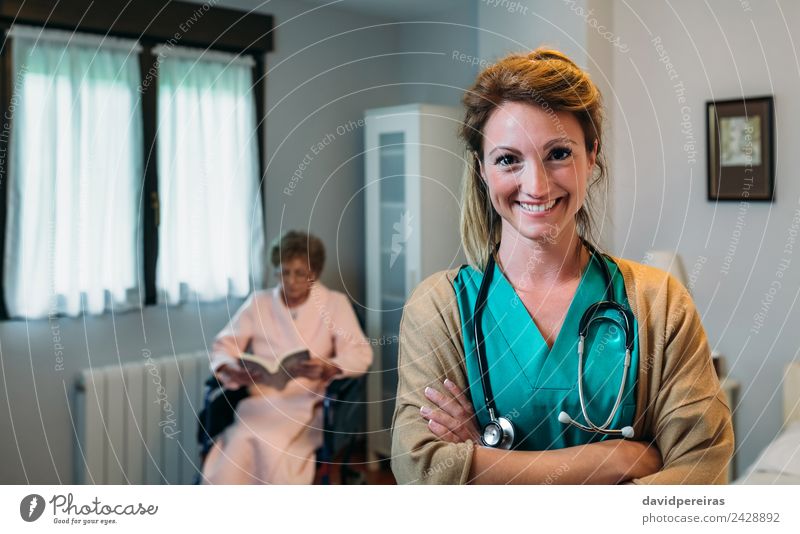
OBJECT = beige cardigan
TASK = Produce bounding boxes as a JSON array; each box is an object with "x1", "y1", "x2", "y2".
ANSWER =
[{"x1": 390, "y1": 256, "x2": 734, "y2": 484}]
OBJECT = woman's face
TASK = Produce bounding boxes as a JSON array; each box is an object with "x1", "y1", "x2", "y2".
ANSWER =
[
  {"x1": 479, "y1": 101, "x2": 597, "y2": 245},
  {"x1": 277, "y1": 256, "x2": 316, "y2": 302}
]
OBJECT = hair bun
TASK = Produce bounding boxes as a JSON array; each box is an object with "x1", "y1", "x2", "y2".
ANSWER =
[{"x1": 527, "y1": 48, "x2": 579, "y2": 68}]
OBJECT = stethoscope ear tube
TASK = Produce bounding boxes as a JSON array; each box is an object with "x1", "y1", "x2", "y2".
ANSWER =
[
  {"x1": 474, "y1": 252, "x2": 517, "y2": 449},
  {"x1": 564, "y1": 240, "x2": 636, "y2": 438},
  {"x1": 574, "y1": 331, "x2": 635, "y2": 438}
]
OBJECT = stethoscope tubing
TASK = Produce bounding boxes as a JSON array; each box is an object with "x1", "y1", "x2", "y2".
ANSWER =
[{"x1": 472, "y1": 238, "x2": 635, "y2": 446}]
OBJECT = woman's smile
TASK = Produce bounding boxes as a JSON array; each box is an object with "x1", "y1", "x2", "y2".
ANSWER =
[{"x1": 516, "y1": 197, "x2": 563, "y2": 216}]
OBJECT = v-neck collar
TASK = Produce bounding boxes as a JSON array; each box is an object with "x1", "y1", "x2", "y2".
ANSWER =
[
  {"x1": 483, "y1": 252, "x2": 603, "y2": 389},
  {"x1": 272, "y1": 284, "x2": 315, "y2": 323}
]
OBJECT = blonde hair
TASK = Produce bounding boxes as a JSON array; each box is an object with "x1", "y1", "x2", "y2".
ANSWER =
[{"x1": 459, "y1": 47, "x2": 607, "y2": 270}]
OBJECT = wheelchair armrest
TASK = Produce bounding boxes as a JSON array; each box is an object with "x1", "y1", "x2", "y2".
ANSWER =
[{"x1": 196, "y1": 375, "x2": 250, "y2": 459}]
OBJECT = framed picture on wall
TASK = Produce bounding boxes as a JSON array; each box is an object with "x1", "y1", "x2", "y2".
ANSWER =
[{"x1": 706, "y1": 95, "x2": 774, "y2": 201}]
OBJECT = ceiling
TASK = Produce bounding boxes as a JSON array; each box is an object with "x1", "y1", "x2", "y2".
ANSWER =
[{"x1": 300, "y1": 0, "x2": 468, "y2": 21}]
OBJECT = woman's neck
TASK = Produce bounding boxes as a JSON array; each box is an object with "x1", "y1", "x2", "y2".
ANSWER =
[
  {"x1": 281, "y1": 288, "x2": 310, "y2": 308},
  {"x1": 496, "y1": 223, "x2": 587, "y2": 290}
]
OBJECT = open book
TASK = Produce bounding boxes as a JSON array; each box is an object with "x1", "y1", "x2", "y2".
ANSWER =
[{"x1": 238, "y1": 348, "x2": 310, "y2": 388}]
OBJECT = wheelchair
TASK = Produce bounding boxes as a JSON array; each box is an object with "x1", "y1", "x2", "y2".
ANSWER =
[
  {"x1": 194, "y1": 372, "x2": 367, "y2": 485},
  {"x1": 195, "y1": 301, "x2": 369, "y2": 484}
]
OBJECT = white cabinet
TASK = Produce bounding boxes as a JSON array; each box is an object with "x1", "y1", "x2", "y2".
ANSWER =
[{"x1": 364, "y1": 104, "x2": 466, "y2": 465}]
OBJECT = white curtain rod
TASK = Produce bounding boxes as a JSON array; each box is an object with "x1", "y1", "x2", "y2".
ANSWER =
[
  {"x1": 151, "y1": 43, "x2": 256, "y2": 67},
  {"x1": 6, "y1": 24, "x2": 142, "y2": 52}
]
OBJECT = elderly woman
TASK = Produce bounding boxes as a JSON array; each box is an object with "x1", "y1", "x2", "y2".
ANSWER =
[
  {"x1": 202, "y1": 230, "x2": 372, "y2": 484},
  {"x1": 391, "y1": 48, "x2": 733, "y2": 484}
]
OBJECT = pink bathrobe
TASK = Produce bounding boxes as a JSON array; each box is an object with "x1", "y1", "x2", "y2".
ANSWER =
[{"x1": 201, "y1": 282, "x2": 373, "y2": 484}]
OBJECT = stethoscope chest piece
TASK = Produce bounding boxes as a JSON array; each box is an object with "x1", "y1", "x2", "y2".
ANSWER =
[{"x1": 481, "y1": 415, "x2": 515, "y2": 449}]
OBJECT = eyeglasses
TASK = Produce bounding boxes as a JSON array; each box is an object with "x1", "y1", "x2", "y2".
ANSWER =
[{"x1": 278, "y1": 267, "x2": 314, "y2": 282}]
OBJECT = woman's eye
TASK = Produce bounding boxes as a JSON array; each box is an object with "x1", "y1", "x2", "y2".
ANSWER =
[
  {"x1": 494, "y1": 154, "x2": 518, "y2": 166},
  {"x1": 550, "y1": 147, "x2": 573, "y2": 161}
]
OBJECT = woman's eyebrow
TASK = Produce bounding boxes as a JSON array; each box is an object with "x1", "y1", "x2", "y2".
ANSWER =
[
  {"x1": 542, "y1": 138, "x2": 576, "y2": 150},
  {"x1": 487, "y1": 145, "x2": 520, "y2": 156},
  {"x1": 487, "y1": 138, "x2": 577, "y2": 157}
]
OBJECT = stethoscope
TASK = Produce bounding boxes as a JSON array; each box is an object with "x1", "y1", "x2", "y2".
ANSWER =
[{"x1": 473, "y1": 239, "x2": 636, "y2": 449}]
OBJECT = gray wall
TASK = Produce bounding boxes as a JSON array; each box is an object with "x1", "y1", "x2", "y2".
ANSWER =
[
  {"x1": 478, "y1": 0, "x2": 591, "y2": 66},
  {"x1": 225, "y1": 0, "x2": 478, "y2": 300},
  {"x1": 395, "y1": 4, "x2": 479, "y2": 107},
  {"x1": 0, "y1": 302, "x2": 241, "y2": 483}
]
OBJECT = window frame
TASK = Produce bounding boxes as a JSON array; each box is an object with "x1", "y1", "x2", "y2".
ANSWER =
[{"x1": 0, "y1": 0, "x2": 272, "y2": 318}]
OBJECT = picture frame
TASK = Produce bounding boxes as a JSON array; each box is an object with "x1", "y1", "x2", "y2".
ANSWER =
[{"x1": 706, "y1": 95, "x2": 774, "y2": 201}]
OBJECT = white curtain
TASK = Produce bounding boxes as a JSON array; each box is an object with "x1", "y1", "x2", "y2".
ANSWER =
[
  {"x1": 156, "y1": 48, "x2": 263, "y2": 305},
  {"x1": 4, "y1": 27, "x2": 143, "y2": 319}
]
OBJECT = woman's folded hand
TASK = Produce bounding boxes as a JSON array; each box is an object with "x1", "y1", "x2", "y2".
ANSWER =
[
  {"x1": 419, "y1": 378, "x2": 481, "y2": 444},
  {"x1": 288, "y1": 357, "x2": 341, "y2": 382},
  {"x1": 418, "y1": 378, "x2": 663, "y2": 483},
  {"x1": 215, "y1": 362, "x2": 257, "y2": 389}
]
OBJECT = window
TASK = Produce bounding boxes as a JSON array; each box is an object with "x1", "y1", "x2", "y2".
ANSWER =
[
  {"x1": 155, "y1": 48, "x2": 263, "y2": 305},
  {"x1": 1, "y1": 25, "x2": 267, "y2": 319},
  {"x1": 3, "y1": 27, "x2": 143, "y2": 318}
]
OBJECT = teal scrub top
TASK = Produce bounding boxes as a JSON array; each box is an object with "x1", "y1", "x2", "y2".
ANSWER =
[{"x1": 453, "y1": 252, "x2": 639, "y2": 451}]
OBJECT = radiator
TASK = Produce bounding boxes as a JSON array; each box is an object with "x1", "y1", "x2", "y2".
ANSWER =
[{"x1": 74, "y1": 350, "x2": 209, "y2": 484}]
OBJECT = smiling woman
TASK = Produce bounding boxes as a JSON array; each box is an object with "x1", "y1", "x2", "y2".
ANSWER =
[{"x1": 390, "y1": 48, "x2": 733, "y2": 485}]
